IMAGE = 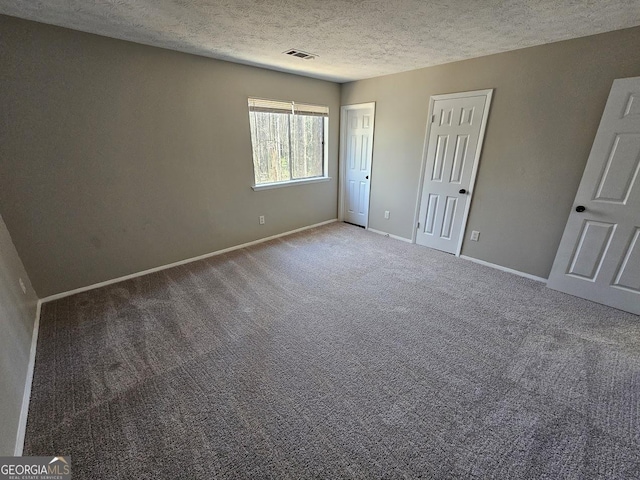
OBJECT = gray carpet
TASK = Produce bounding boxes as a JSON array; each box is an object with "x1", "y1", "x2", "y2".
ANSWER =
[{"x1": 25, "y1": 222, "x2": 640, "y2": 479}]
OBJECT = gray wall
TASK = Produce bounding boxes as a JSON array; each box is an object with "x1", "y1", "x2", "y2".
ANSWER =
[
  {"x1": 0, "y1": 15, "x2": 340, "y2": 297},
  {"x1": 341, "y1": 26, "x2": 640, "y2": 279},
  {"x1": 0, "y1": 213, "x2": 38, "y2": 455},
  {"x1": 4, "y1": 15, "x2": 640, "y2": 292}
]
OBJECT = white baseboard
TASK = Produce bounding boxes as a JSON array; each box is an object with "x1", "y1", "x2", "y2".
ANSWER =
[
  {"x1": 459, "y1": 255, "x2": 547, "y2": 283},
  {"x1": 14, "y1": 299, "x2": 42, "y2": 456},
  {"x1": 367, "y1": 228, "x2": 412, "y2": 243},
  {"x1": 41, "y1": 219, "x2": 338, "y2": 303}
]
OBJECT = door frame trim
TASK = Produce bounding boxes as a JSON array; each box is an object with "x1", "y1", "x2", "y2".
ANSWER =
[
  {"x1": 412, "y1": 89, "x2": 493, "y2": 255},
  {"x1": 338, "y1": 102, "x2": 376, "y2": 228}
]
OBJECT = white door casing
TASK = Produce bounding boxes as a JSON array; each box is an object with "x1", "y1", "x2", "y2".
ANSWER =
[
  {"x1": 415, "y1": 90, "x2": 493, "y2": 254},
  {"x1": 547, "y1": 77, "x2": 640, "y2": 315},
  {"x1": 340, "y1": 103, "x2": 375, "y2": 227}
]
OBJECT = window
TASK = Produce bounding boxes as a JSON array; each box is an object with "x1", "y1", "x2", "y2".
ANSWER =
[{"x1": 248, "y1": 98, "x2": 329, "y2": 188}]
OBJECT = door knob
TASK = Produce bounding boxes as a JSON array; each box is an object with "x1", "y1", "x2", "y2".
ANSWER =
[
  {"x1": 365, "y1": 175, "x2": 369, "y2": 179},
  {"x1": 576, "y1": 205, "x2": 586, "y2": 213},
  {"x1": 459, "y1": 189, "x2": 467, "y2": 194}
]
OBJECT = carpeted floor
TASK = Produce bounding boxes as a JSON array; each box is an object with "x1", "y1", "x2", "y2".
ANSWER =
[{"x1": 25, "y1": 222, "x2": 640, "y2": 479}]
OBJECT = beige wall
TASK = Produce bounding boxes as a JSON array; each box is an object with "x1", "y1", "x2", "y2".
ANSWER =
[
  {"x1": 0, "y1": 15, "x2": 340, "y2": 297},
  {"x1": 341, "y1": 27, "x2": 640, "y2": 279},
  {"x1": 0, "y1": 213, "x2": 38, "y2": 455}
]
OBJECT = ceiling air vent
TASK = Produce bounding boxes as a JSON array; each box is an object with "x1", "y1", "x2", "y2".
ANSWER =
[{"x1": 283, "y1": 49, "x2": 317, "y2": 60}]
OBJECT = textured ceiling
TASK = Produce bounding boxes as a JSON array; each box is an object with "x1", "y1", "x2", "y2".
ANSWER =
[{"x1": 1, "y1": 1, "x2": 640, "y2": 82}]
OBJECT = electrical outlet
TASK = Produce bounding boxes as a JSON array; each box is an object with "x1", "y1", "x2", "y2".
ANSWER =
[
  {"x1": 18, "y1": 277, "x2": 27, "y2": 294},
  {"x1": 259, "y1": 215, "x2": 265, "y2": 225},
  {"x1": 384, "y1": 210, "x2": 390, "y2": 219},
  {"x1": 470, "y1": 230, "x2": 480, "y2": 242}
]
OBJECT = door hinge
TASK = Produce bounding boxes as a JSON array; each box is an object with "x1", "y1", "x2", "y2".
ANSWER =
[
  {"x1": 417, "y1": 222, "x2": 420, "y2": 229},
  {"x1": 431, "y1": 114, "x2": 436, "y2": 123}
]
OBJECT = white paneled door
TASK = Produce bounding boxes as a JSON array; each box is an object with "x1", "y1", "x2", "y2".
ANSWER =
[
  {"x1": 548, "y1": 77, "x2": 640, "y2": 315},
  {"x1": 416, "y1": 90, "x2": 493, "y2": 254},
  {"x1": 342, "y1": 103, "x2": 375, "y2": 227}
]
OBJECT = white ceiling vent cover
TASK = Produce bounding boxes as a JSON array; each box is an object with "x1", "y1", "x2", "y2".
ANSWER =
[{"x1": 283, "y1": 49, "x2": 317, "y2": 60}]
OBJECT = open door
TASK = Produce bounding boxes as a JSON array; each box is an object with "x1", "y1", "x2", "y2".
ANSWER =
[{"x1": 548, "y1": 77, "x2": 640, "y2": 315}]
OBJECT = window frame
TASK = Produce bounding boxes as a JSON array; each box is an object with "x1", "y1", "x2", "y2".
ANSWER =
[{"x1": 248, "y1": 98, "x2": 330, "y2": 191}]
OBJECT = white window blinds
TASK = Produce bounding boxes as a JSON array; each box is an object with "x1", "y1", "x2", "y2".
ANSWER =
[{"x1": 248, "y1": 98, "x2": 329, "y2": 117}]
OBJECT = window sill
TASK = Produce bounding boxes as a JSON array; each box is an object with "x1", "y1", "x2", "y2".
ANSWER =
[{"x1": 252, "y1": 177, "x2": 332, "y2": 191}]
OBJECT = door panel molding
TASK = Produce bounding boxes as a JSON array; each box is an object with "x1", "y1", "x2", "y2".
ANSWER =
[
  {"x1": 548, "y1": 76, "x2": 640, "y2": 315},
  {"x1": 413, "y1": 89, "x2": 493, "y2": 255}
]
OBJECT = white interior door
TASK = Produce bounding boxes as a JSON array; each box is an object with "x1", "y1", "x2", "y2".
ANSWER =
[
  {"x1": 548, "y1": 77, "x2": 640, "y2": 315},
  {"x1": 341, "y1": 103, "x2": 375, "y2": 227},
  {"x1": 415, "y1": 90, "x2": 492, "y2": 254}
]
